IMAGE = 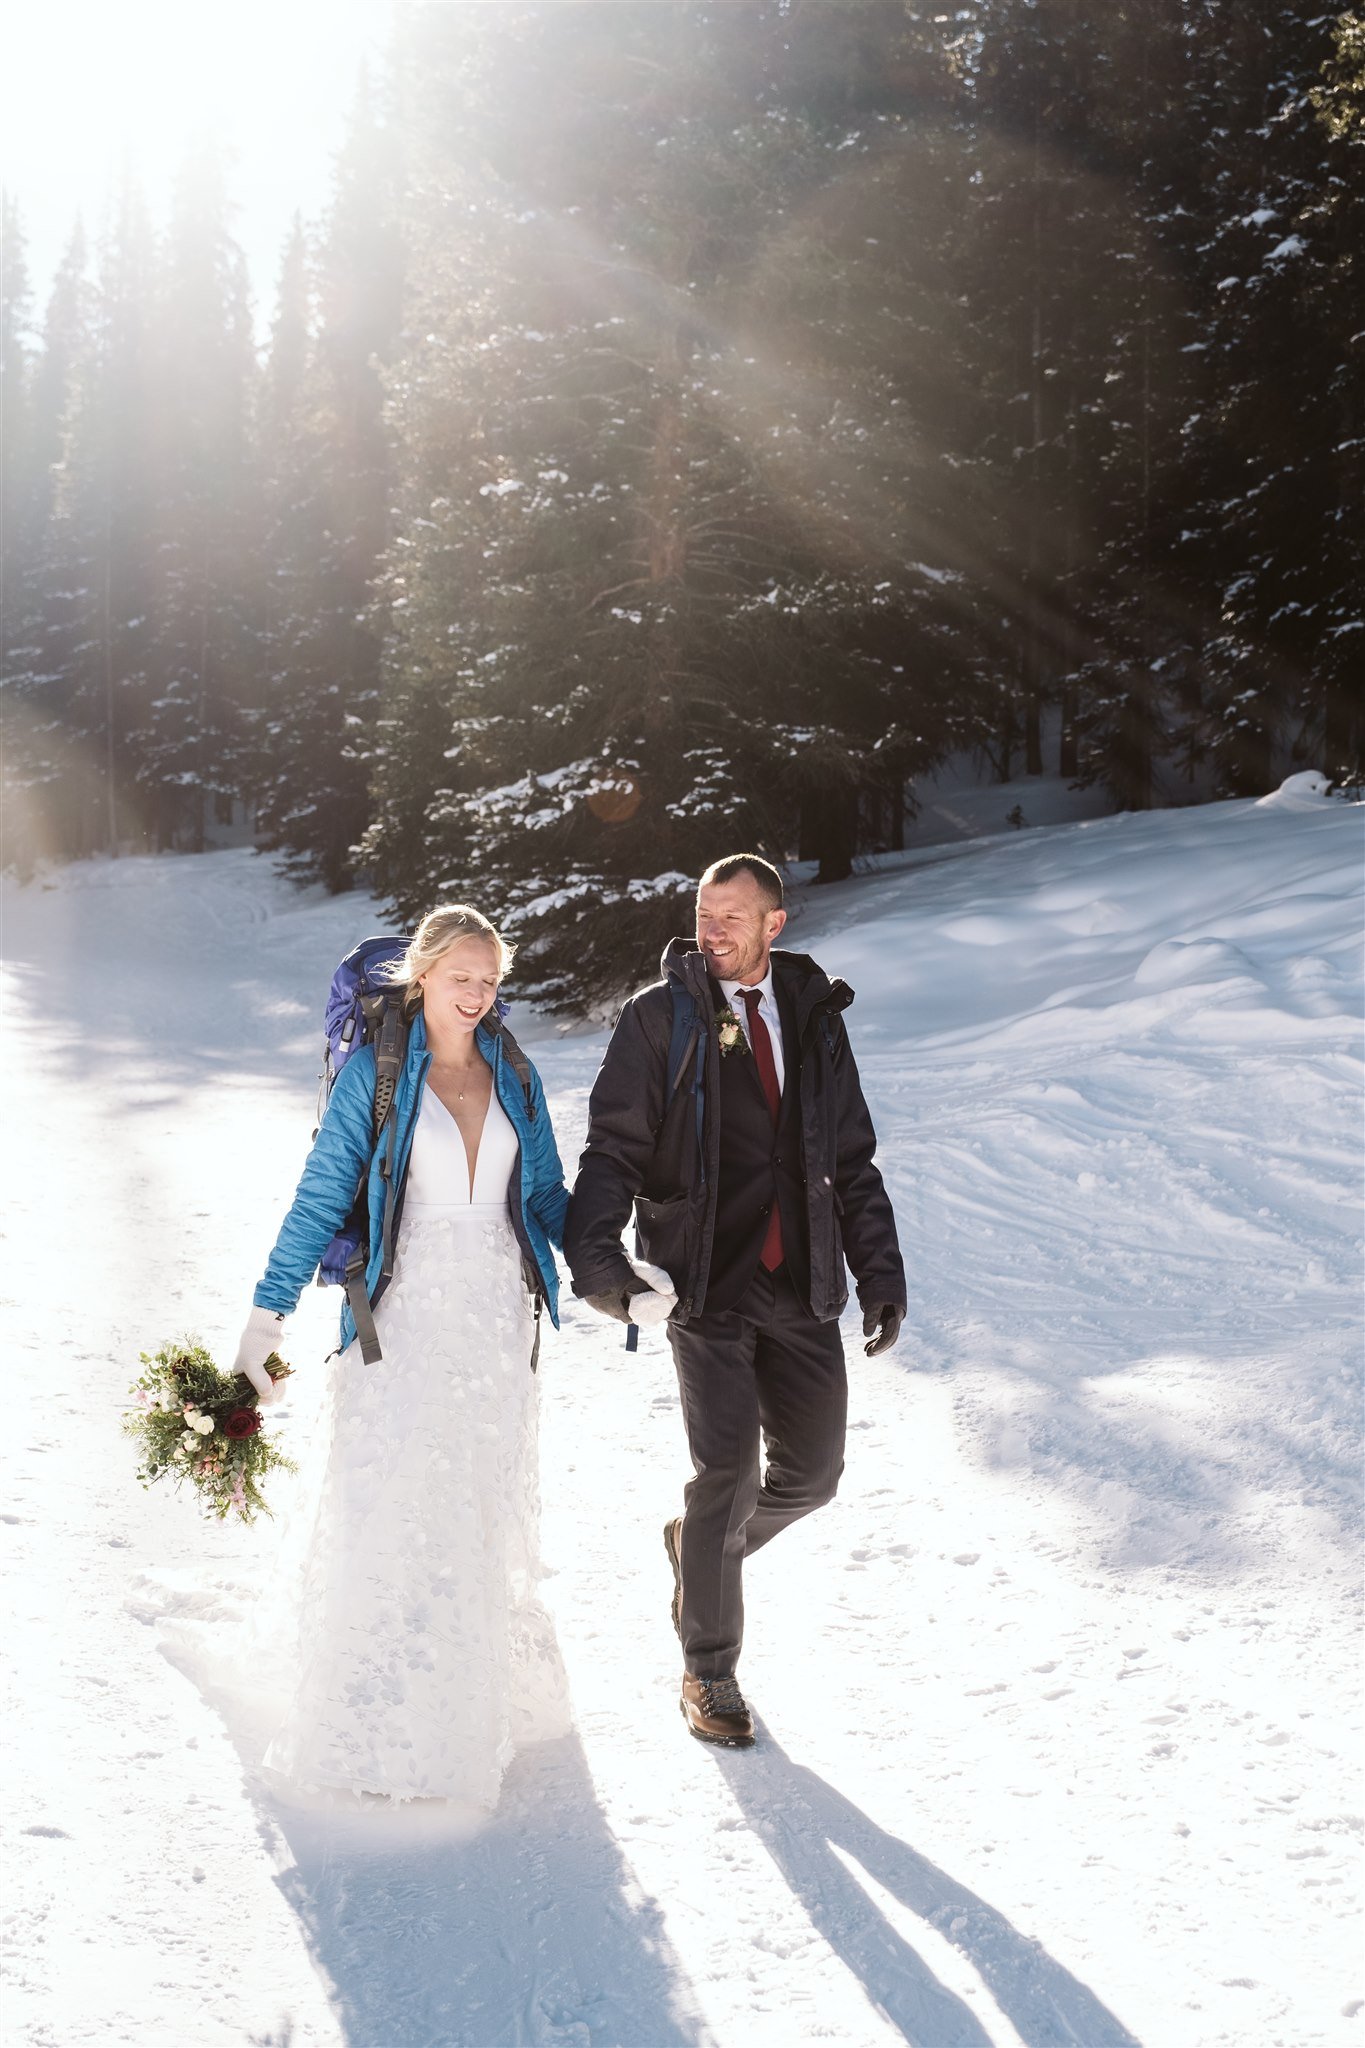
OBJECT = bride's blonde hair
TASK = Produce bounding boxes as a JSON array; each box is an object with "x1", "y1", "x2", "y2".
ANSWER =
[{"x1": 394, "y1": 905, "x2": 515, "y2": 1015}]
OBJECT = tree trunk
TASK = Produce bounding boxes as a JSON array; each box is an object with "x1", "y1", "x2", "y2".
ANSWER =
[
  {"x1": 194, "y1": 527, "x2": 211, "y2": 855},
  {"x1": 102, "y1": 510, "x2": 118, "y2": 856},
  {"x1": 804, "y1": 784, "x2": 857, "y2": 884},
  {"x1": 1025, "y1": 692, "x2": 1043, "y2": 775},
  {"x1": 1324, "y1": 666, "x2": 1363, "y2": 783},
  {"x1": 1059, "y1": 684, "x2": 1078, "y2": 778},
  {"x1": 1023, "y1": 95, "x2": 1046, "y2": 783},
  {"x1": 995, "y1": 702, "x2": 1015, "y2": 783},
  {"x1": 1117, "y1": 678, "x2": 1153, "y2": 810}
]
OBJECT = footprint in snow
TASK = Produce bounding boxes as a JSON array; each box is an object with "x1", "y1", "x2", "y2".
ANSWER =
[
  {"x1": 953, "y1": 1553, "x2": 980, "y2": 1566},
  {"x1": 22, "y1": 1825, "x2": 71, "y2": 1839}
]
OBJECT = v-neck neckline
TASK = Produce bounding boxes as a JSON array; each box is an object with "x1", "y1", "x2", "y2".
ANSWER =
[{"x1": 424, "y1": 1077, "x2": 491, "y2": 1201}]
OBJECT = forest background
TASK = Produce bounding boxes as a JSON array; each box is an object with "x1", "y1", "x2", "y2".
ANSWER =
[{"x1": 2, "y1": 1, "x2": 1361, "y2": 1011}]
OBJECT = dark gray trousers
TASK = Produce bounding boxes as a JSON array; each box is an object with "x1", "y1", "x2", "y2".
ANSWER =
[{"x1": 667, "y1": 1263, "x2": 848, "y2": 1680}]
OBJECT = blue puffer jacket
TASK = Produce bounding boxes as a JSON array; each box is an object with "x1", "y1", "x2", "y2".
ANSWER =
[{"x1": 254, "y1": 1009, "x2": 569, "y2": 1350}]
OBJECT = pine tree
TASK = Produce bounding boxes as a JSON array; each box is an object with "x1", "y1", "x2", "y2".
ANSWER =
[
  {"x1": 1068, "y1": 0, "x2": 1209, "y2": 809},
  {"x1": 0, "y1": 192, "x2": 31, "y2": 617},
  {"x1": 252, "y1": 79, "x2": 404, "y2": 891},
  {"x1": 963, "y1": 0, "x2": 1209, "y2": 811},
  {"x1": 252, "y1": 215, "x2": 373, "y2": 891},
  {"x1": 136, "y1": 145, "x2": 260, "y2": 850},
  {"x1": 1309, "y1": 11, "x2": 1365, "y2": 783},
  {"x1": 1, "y1": 218, "x2": 104, "y2": 860},
  {"x1": 1182, "y1": 2, "x2": 1362, "y2": 792},
  {"x1": 0, "y1": 192, "x2": 44, "y2": 869},
  {"x1": 77, "y1": 167, "x2": 161, "y2": 853},
  {"x1": 963, "y1": 0, "x2": 1094, "y2": 789}
]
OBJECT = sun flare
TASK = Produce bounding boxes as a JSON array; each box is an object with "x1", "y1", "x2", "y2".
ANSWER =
[{"x1": 3, "y1": 0, "x2": 389, "y2": 311}]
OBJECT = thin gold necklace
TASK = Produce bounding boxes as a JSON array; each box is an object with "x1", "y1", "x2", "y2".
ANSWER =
[{"x1": 434, "y1": 1057, "x2": 481, "y2": 1102}]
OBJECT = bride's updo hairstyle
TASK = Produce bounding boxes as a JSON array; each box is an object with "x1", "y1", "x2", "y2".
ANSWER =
[{"x1": 395, "y1": 904, "x2": 516, "y2": 1018}]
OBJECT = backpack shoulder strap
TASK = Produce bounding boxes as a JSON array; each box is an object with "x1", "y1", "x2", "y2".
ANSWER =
[
  {"x1": 496, "y1": 1023, "x2": 537, "y2": 1118},
  {"x1": 360, "y1": 990, "x2": 409, "y2": 1142},
  {"x1": 665, "y1": 979, "x2": 701, "y2": 1107},
  {"x1": 661, "y1": 977, "x2": 707, "y2": 1186}
]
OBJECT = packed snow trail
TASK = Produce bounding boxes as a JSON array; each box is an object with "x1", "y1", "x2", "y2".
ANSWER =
[{"x1": 1, "y1": 786, "x2": 1360, "y2": 2048}]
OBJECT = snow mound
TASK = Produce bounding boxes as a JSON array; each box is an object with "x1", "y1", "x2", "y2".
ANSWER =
[
  {"x1": 1255, "y1": 768, "x2": 1335, "y2": 810},
  {"x1": 1132, "y1": 935, "x2": 1260, "y2": 989}
]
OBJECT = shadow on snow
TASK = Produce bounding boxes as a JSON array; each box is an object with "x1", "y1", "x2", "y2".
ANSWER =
[
  {"x1": 158, "y1": 1621, "x2": 705, "y2": 2048},
  {"x1": 710, "y1": 1725, "x2": 1142, "y2": 2048},
  {"x1": 267, "y1": 1731, "x2": 705, "y2": 2048}
]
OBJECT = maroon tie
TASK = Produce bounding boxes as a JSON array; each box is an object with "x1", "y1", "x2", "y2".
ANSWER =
[{"x1": 739, "y1": 987, "x2": 784, "y2": 1271}]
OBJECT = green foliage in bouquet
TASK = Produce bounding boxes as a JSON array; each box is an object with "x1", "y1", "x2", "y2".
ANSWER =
[{"x1": 125, "y1": 1338, "x2": 297, "y2": 1523}]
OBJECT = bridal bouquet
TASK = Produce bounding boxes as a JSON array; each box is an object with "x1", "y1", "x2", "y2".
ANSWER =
[{"x1": 124, "y1": 1338, "x2": 296, "y2": 1523}]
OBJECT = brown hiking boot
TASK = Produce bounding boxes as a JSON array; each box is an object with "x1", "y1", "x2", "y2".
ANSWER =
[
  {"x1": 663, "y1": 1517, "x2": 683, "y2": 1638},
  {"x1": 680, "y1": 1672, "x2": 755, "y2": 1748}
]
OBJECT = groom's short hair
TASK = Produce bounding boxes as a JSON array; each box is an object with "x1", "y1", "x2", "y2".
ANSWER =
[{"x1": 699, "y1": 853, "x2": 784, "y2": 910}]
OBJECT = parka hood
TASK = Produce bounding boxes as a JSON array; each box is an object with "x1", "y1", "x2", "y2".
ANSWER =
[{"x1": 658, "y1": 936, "x2": 854, "y2": 1034}]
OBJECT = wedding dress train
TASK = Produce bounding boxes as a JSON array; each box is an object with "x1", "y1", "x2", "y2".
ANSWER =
[{"x1": 263, "y1": 1084, "x2": 569, "y2": 1806}]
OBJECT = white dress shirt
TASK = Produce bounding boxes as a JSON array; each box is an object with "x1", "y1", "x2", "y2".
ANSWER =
[{"x1": 719, "y1": 967, "x2": 786, "y2": 1097}]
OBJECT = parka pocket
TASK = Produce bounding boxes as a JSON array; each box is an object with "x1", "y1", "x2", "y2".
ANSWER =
[{"x1": 634, "y1": 1191, "x2": 689, "y2": 1284}]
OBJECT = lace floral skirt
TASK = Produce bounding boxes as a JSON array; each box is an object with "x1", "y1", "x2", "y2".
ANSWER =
[{"x1": 263, "y1": 1211, "x2": 569, "y2": 1806}]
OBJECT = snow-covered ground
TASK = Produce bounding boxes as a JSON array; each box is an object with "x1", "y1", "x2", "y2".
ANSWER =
[{"x1": 2, "y1": 781, "x2": 1361, "y2": 2048}]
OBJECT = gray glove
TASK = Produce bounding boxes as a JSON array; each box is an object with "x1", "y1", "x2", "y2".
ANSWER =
[
  {"x1": 233, "y1": 1306, "x2": 287, "y2": 1404},
  {"x1": 862, "y1": 1303, "x2": 904, "y2": 1358}
]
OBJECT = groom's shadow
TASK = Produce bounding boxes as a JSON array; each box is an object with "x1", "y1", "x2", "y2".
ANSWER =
[{"x1": 710, "y1": 1723, "x2": 1142, "y2": 2048}]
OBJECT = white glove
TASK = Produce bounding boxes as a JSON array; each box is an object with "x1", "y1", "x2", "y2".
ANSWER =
[
  {"x1": 626, "y1": 1259, "x2": 677, "y2": 1327},
  {"x1": 233, "y1": 1306, "x2": 286, "y2": 1404}
]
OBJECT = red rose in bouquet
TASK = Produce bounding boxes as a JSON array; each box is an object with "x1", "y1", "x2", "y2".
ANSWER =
[{"x1": 224, "y1": 1409, "x2": 262, "y2": 1440}]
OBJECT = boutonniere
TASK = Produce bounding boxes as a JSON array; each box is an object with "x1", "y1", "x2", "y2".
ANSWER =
[{"x1": 716, "y1": 1005, "x2": 749, "y2": 1056}]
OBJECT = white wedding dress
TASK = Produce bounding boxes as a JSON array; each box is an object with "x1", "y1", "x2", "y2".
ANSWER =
[{"x1": 263, "y1": 1083, "x2": 569, "y2": 1807}]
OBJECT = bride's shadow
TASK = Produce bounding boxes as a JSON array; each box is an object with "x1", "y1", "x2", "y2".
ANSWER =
[
  {"x1": 159, "y1": 1629, "x2": 703, "y2": 2048},
  {"x1": 261, "y1": 1731, "x2": 704, "y2": 2048},
  {"x1": 709, "y1": 1724, "x2": 1142, "y2": 2048}
]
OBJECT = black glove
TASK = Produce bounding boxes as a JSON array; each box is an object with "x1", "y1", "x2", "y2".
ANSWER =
[
  {"x1": 862, "y1": 1303, "x2": 904, "y2": 1357},
  {"x1": 584, "y1": 1277, "x2": 653, "y2": 1326}
]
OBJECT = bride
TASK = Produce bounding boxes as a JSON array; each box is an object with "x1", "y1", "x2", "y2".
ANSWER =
[{"x1": 231, "y1": 904, "x2": 571, "y2": 1808}]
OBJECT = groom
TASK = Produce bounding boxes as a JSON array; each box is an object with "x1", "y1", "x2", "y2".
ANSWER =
[{"x1": 565, "y1": 854, "x2": 905, "y2": 1747}]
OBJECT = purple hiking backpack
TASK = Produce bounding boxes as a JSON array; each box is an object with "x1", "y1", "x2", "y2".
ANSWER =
[{"x1": 315, "y1": 935, "x2": 411, "y2": 1363}]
